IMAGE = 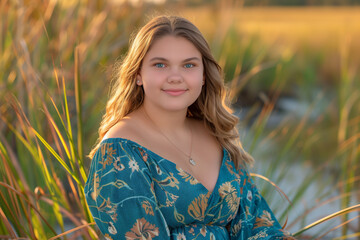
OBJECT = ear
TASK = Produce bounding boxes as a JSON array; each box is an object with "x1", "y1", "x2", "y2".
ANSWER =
[
  {"x1": 202, "y1": 75, "x2": 205, "y2": 85},
  {"x1": 136, "y1": 74, "x2": 143, "y2": 86}
]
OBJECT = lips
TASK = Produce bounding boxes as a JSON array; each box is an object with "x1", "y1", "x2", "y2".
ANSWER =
[{"x1": 163, "y1": 89, "x2": 187, "y2": 96}]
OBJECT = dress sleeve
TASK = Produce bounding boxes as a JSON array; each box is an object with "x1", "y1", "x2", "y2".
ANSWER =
[
  {"x1": 229, "y1": 168, "x2": 296, "y2": 240},
  {"x1": 84, "y1": 140, "x2": 170, "y2": 240}
]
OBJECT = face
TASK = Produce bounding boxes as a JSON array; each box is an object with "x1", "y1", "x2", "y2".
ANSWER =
[{"x1": 137, "y1": 35, "x2": 204, "y2": 113}]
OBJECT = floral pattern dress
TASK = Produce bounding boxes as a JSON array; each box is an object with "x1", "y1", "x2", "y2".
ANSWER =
[{"x1": 84, "y1": 138, "x2": 295, "y2": 240}]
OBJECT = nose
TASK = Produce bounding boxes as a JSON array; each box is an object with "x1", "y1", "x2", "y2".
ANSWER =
[{"x1": 167, "y1": 68, "x2": 183, "y2": 83}]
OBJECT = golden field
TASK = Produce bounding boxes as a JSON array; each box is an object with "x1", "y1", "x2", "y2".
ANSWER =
[{"x1": 183, "y1": 7, "x2": 360, "y2": 44}]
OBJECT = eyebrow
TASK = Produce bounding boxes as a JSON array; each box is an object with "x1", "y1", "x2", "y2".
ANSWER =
[{"x1": 149, "y1": 57, "x2": 201, "y2": 62}]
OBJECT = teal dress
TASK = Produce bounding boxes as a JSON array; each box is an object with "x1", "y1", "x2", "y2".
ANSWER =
[{"x1": 84, "y1": 138, "x2": 294, "y2": 240}]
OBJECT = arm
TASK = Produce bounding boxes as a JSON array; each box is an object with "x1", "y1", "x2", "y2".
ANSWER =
[
  {"x1": 229, "y1": 169, "x2": 295, "y2": 240},
  {"x1": 84, "y1": 141, "x2": 170, "y2": 240}
]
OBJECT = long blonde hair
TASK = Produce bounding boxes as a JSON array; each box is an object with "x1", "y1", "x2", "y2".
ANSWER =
[{"x1": 89, "y1": 15, "x2": 253, "y2": 168}]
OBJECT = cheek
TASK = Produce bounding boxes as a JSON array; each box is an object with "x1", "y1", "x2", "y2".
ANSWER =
[
  {"x1": 141, "y1": 77, "x2": 163, "y2": 95},
  {"x1": 142, "y1": 82, "x2": 157, "y2": 94},
  {"x1": 189, "y1": 71, "x2": 205, "y2": 87},
  {"x1": 141, "y1": 70, "x2": 159, "y2": 85},
  {"x1": 142, "y1": 69, "x2": 165, "y2": 83}
]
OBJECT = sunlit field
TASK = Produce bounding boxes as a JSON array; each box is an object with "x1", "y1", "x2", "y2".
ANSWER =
[
  {"x1": 183, "y1": 6, "x2": 360, "y2": 84},
  {"x1": 1, "y1": 1, "x2": 359, "y2": 239},
  {"x1": 188, "y1": 7, "x2": 360, "y2": 43}
]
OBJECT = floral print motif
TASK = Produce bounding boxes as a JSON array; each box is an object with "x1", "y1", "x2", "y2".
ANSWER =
[
  {"x1": 84, "y1": 138, "x2": 295, "y2": 239},
  {"x1": 218, "y1": 182, "x2": 239, "y2": 212},
  {"x1": 125, "y1": 218, "x2": 159, "y2": 240},
  {"x1": 153, "y1": 172, "x2": 179, "y2": 189},
  {"x1": 100, "y1": 144, "x2": 116, "y2": 168},
  {"x1": 247, "y1": 190, "x2": 253, "y2": 201},
  {"x1": 142, "y1": 200, "x2": 154, "y2": 216},
  {"x1": 113, "y1": 157, "x2": 125, "y2": 171},
  {"x1": 104, "y1": 233, "x2": 113, "y2": 240},
  {"x1": 176, "y1": 232, "x2": 186, "y2": 240},
  {"x1": 108, "y1": 221, "x2": 117, "y2": 235},
  {"x1": 248, "y1": 230, "x2": 269, "y2": 240},
  {"x1": 231, "y1": 219, "x2": 242, "y2": 235},
  {"x1": 177, "y1": 167, "x2": 199, "y2": 185},
  {"x1": 200, "y1": 226, "x2": 207, "y2": 236},
  {"x1": 254, "y1": 210, "x2": 275, "y2": 229},
  {"x1": 188, "y1": 193, "x2": 211, "y2": 221},
  {"x1": 129, "y1": 159, "x2": 139, "y2": 173}
]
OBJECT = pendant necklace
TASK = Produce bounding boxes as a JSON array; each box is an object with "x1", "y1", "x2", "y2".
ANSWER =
[{"x1": 143, "y1": 108, "x2": 196, "y2": 166}]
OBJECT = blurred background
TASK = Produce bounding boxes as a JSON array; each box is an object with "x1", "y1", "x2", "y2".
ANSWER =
[{"x1": 0, "y1": 0, "x2": 359, "y2": 239}]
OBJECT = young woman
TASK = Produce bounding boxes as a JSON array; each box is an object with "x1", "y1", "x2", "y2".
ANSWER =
[{"x1": 84, "y1": 15, "x2": 295, "y2": 240}]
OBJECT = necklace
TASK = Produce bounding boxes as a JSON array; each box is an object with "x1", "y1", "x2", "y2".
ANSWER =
[{"x1": 142, "y1": 108, "x2": 196, "y2": 166}]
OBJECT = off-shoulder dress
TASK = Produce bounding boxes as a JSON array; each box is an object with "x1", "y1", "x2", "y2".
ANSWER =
[{"x1": 84, "y1": 138, "x2": 294, "y2": 240}]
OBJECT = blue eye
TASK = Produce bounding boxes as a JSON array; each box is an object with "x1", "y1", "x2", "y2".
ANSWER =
[
  {"x1": 184, "y1": 63, "x2": 194, "y2": 68},
  {"x1": 155, "y1": 63, "x2": 165, "y2": 68}
]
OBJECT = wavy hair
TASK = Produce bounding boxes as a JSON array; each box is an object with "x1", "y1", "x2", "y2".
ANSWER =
[{"x1": 89, "y1": 15, "x2": 253, "y2": 168}]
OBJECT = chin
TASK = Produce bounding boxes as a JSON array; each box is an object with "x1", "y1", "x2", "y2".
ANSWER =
[{"x1": 160, "y1": 103, "x2": 193, "y2": 112}]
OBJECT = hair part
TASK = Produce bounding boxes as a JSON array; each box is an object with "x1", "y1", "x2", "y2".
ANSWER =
[{"x1": 89, "y1": 15, "x2": 254, "y2": 169}]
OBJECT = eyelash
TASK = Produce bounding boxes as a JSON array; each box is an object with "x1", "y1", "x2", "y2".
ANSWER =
[
  {"x1": 184, "y1": 63, "x2": 195, "y2": 68},
  {"x1": 154, "y1": 63, "x2": 166, "y2": 68},
  {"x1": 153, "y1": 63, "x2": 196, "y2": 68}
]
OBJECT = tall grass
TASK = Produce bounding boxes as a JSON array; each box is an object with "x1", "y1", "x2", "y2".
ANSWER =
[
  {"x1": 0, "y1": 0, "x2": 143, "y2": 238},
  {"x1": 1, "y1": 0, "x2": 359, "y2": 239}
]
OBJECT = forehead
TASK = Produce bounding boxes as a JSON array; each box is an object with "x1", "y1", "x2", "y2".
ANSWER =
[{"x1": 144, "y1": 35, "x2": 202, "y2": 61}]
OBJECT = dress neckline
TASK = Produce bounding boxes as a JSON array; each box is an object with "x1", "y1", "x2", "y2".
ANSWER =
[{"x1": 100, "y1": 137, "x2": 228, "y2": 193}]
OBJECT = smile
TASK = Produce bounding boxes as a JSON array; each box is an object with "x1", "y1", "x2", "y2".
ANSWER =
[{"x1": 163, "y1": 89, "x2": 187, "y2": 96}]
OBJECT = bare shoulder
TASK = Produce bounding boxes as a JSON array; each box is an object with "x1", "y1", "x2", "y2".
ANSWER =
[{"x1": 102, "y1": 111, "x2": 145, "y2": 142}]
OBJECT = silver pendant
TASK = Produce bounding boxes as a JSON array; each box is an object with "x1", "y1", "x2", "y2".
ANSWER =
[{"x1": 189, "y1": 158, "x2": 196, "y2": 166}]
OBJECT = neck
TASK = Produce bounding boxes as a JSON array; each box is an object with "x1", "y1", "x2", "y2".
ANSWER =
[
  {"x1": 140, "y1": 101, "x2": 195, "y2": 166},
  {"x1": 141, "y1": 102, "x2": 189, "y2": 134}
]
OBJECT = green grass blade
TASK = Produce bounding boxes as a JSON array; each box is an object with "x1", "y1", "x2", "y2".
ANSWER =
[
  {"x1": 293, "y1": 204, "x2": 360, "y2": 236},
  {"x1": 74, "y1": 45, "x2": 87, "y2": 183},
  {"x1": 42, "y1": 102, "x2": 71, "y2": 160},
  {"x1": 0, "y1": 182, "x2": 58, "y2": 236},
  {"x1": 61, "y1": 75, "x2": 77, "y2": 172},
  {"x1": 31, "y1": 128, "x2": 81, "y2": 185},
  {"x1": 333, "y1": 232, "x2": 360, "y2": 240},
  {"x1": 48, "y1": 222, "x2": 96, "y2": 240}
]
